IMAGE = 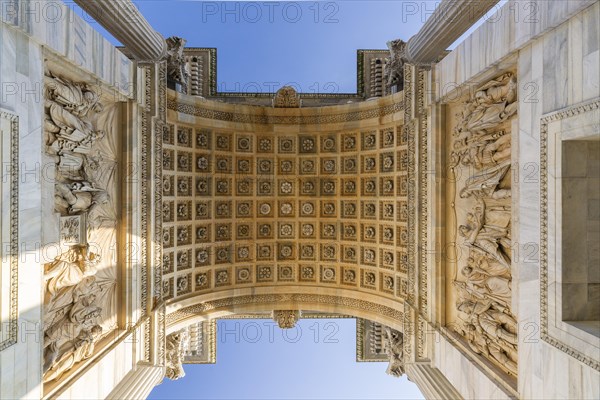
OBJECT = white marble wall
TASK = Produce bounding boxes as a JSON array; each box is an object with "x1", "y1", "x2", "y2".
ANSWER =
[
  {"x1": 434, "y1": 0, "x2": 597, "y2": 103},
  {"x1": 1, "y1": 0, "x2": 133, "y2": 97},
  {"x1": 55, "y1": 333, "x2": 135, "y2": 400},
  {"x1": 0, "y1": 19, "x2": 44, "y2": 400},
  {"x1": 432, "y1": 333, "x2": 513, "y2": 400},
  {"x1": 431, "y1": 1, "x2": 600, "y2": 399},
  {"x1": 517, "y1": 2, "x2": 600, "y2": 398}
]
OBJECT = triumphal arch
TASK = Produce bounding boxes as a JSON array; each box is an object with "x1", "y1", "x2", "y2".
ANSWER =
[{"x1": 0, "y1": 0, "x2": 599, "y2": 398}]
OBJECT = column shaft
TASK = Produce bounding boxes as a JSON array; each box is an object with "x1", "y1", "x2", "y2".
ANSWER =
[
  {"x1": 74, "y1": 0, "x2": 167, "y2": 62},
  {"x1": 405, "y1": 0, "x2": 499, "y2": 64},
  {"x1": 406, "y1": 363, "x2": 463, "y2": 400},
  {"x1": 107, "y1": 365, "x2": 164, "y2": 399}
]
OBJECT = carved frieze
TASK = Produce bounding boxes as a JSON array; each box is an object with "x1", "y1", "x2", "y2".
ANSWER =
[
  {"x1": 43, "y1": 70, "x2": 119, "y2": 382},
  {"x1": 448, "y1": 73, "x2": 517, "y2": 376}
]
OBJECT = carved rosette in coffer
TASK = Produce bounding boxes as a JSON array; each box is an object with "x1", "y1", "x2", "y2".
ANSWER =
[{"x1": 160, "y1": 122, "x2": 409, "y2": 305}]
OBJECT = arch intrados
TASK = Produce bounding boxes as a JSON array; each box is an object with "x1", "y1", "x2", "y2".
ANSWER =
[{"x1": 165, "y1": 285, "x2": 406, "y2": 334}]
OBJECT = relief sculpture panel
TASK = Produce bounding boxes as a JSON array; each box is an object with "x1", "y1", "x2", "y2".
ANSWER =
[
  {"x1": 446, "y1": 72, "x2": 517, "y2": 377},
  {"x1": 42, "y1": 70, "x2": 120, "y2": 383}
]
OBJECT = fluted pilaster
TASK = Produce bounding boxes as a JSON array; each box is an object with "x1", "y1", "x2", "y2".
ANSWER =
[
  {"x1": 405, "y1": 0, "x2": 499, "y2": 64},
  {"x1": 406, "y1": 363, "x2": 463, "y2": 400},
  {"x1": 74, "y1": 0, "x2": 167, "y2": 62},
  {"x1": 107, "y1": 365, "x2": 164, "y2": 399}
]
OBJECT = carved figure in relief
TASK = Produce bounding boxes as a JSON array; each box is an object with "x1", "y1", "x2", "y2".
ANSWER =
[
  {"x1": 44, "y1": 72, "x2": 103, "y2": 117},
  {"x1": 42, "y1": 70, "x2": 117, "y2": 383},
  {"x1": 457, "y1": 300, "x2": 517, "y2": 345},
  {"x1": 43, "y1": 245, "x2": 100, "y2": 297},
  {"x1": 44, "y1": 277, "x2": 100, "y2": 331},
  {"x1": 460, "y1": 265, "x2": 512, "y2": 307},
  {"x1": 452, "y1": 73, "x2": 516, "y2": 375},
  {"x1": 44, "y1": 73, "x2": 104, "y2": 150},
  {"x1": 166, "y1": 36, "x2": 189, "y2": 93},
  {"x1": 383, "y1": 326, "x2": 405, "y2": 377},
  {"x1": 459, "y1": 162, "x2": 511, "y2": 199},
  {"x1": 454, "y1": 131, "x2": 511, "y2": 170},
  {"x1": 455, "y1": 72, "x2": 517, "y2": 136},
  {"x1": 165, "y1": 331, "x2": 186, "y2": 380},
  {"x1": 42, "y1": 245, "x2": 108, "y2": 382},
  {"x1": 459, "y1": 200, "x2": 511, "y2": 268},
  {"x1": 55, "y1": 181, "x2": 106, "y2": 215},
  {"x1": 467, "y1": 252, "x2": 511, "y2": 279},
  {"x1": 43, "y1": 295, "x2": 102, "y2": 379},
  {"x1": 461, "y1": 322, "x2": 518, "y2": 375},
  {"x1": 384, "y1": 39, "x2": 407, "y2": 93},
  {"x1": 44, "y1": 296, "x2": 101, "y2": 345},
  {"x1": 43, "y1": 324, "x2": 103, "y2": 381}
]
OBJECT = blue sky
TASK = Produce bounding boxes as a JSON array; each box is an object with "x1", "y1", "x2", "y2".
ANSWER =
[
  {"x1": 149, "y1": 318, "x2": 424, "y2": 399},
  {"x1": 74, "y1": 0, "x2": 505, "y2": 94},
  {"x1": 134, "y1": 1, "x2": 423, "y2": 93}
]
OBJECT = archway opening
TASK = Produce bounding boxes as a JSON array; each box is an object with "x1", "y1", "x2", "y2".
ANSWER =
[{"x1": 152, "y1": 315, "x2": 423, "y2": 399}]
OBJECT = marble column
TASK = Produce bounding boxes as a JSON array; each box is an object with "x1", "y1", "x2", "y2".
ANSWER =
[
  {"x1": 107, "y1": 364, "x2": 165, "y2": 399},
  {"x1": 405, "y1": 0, "x2": 499, "y2": 64},
  {"x1": 406, "y1": 363, "x2": 463, "y2": 400},
  {"x1": 74, "y1": 0, "x2": 167, "y2": 62}
]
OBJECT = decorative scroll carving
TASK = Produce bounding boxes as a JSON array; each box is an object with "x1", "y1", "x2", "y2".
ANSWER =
[
  {"x1": 43, "y1": 70, "x2": 119, "y2": 382},
  {"x1": 273, "y1": 86, "x2": 301, "y2": 108},
  {"x1": 165, "y1": 330, "x2": 187, "y2": 380},
  {"x1": 450, "y1": 73, "x2": 516, "y2": 376},
  {"x1": 383, "y1": 326, "x2": 405, "y2": 377},
  {"x1": 273, "y1": 310, "x2": 300, "y2": 329},
  {"x1": 384, "y1": 39, "x2": 407, "y2": 94},
  {"x1": 166, "y1": 37, "x2": 190, "y2": 93}
]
